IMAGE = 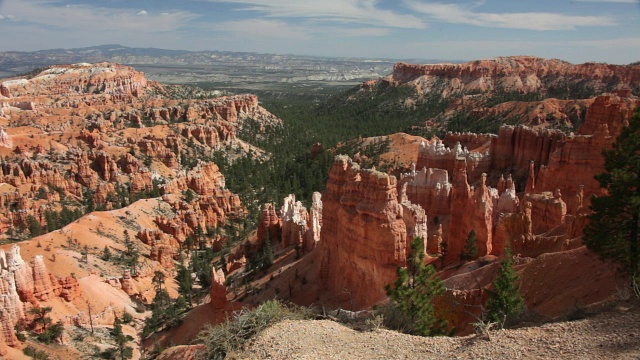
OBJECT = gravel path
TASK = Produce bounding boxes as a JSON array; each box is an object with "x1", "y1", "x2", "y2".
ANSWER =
[{"x1": 245, "y1": 303, "x2": 640, "y2": 359}]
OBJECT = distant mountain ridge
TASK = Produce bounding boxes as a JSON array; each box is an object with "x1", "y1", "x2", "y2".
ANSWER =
[{"x1": 0, "y1": 44, "x2": 450, "y2": 83}]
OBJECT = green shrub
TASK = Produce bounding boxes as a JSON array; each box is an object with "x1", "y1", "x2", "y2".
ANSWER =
[
  {"x1": 121, "y1": 311, "x2": 134, "y2": 324},
  {"x1": 197, "y1": 300, "x2": 313, "y2": 360},
  {"x1": 369, "y1": 303, "x2": 414, "y2": 334},
  {"x1": 23, "y1": 346, "x2": 50, "y2": 360}
]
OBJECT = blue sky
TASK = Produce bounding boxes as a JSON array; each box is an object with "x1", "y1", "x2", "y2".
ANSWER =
[{"x1": 0, "y1": 0, "x2": 639, "y2": 64}]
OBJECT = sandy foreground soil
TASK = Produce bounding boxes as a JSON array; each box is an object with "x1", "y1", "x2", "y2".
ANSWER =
[{"x1": 243, "y1": 300, "x2": 640, "y2": 360}]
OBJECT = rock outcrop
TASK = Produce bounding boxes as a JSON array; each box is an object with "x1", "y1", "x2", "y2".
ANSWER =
[
  {"x1": 0, "y1": 62, "x2": 289, "y2": 355},
  {"x1": 0, "y1": 245, "x2": 79, "y2": 349},
  {"x1": 305, "y1": 192, "x2": 323, "y2": 253},
  {"x1": 318, "y1": 155, "x2": 425, "y2": 307},
  {"x1": 257, "y1": 203, "x2": 281, "y2": 246},
  {"x1": 0, "y1": 63, "x2": 154, "y2": 98},
  {"x1": 448, "y1": 160, "x2": 498, "y2": 262},
  {"x1": 313, "y1": 91, "x2": 637, "y2": 320},
  {"x1": 379, "y1": 57, "x2": 640, "y2": 97},
  {"x1": 401, "y1": 165, "x2": 451, "y2": 216},
  {"x1": 416, "y1": 139, "x2": 492, "y2": 183},
  {"x1": 210, "y1": 266, "x2": 227, "y2": 309},
  {"x1": 537, "y1": 93, "x2": 640, "y2": 211}
]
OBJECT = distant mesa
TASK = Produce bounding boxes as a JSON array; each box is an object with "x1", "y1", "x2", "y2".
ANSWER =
[{"x1": 366, "y1": 56, "x2": 640, "y2": 97}]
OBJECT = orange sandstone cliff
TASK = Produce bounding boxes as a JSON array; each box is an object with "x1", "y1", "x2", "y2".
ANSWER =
[{"x1": 378, "y1": 57, "x2": 640, "y2": 97}]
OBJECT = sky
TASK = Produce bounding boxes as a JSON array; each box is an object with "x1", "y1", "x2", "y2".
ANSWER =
[{"x1": 0, "y1": 0, "x2": 639, "y2": 64}]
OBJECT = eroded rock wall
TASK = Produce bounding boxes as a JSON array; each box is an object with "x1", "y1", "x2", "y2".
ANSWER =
[
  {"x1": 319, "y1": 156, "x2": 427, "y2": 307},
  {"x1": 380, "y1": 57, "x2": 640, "y2": 96},
  {"x1": 0, "y1": 245, "x2": 77, "y2": 350}
]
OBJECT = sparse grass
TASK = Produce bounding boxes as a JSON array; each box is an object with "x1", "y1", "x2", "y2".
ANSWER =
[
  {"x1": 368, "y1": 303, "x2": 414, "y2": 334},
  {"x1": 118, "y1": 217, "x2": 142, "y2": 232}
]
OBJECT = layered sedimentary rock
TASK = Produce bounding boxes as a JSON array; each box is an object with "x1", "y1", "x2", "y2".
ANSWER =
[
  {"x1": 416, "y1": 139, "x2": 491, "y2": 183},
  {"x1": 256, "y1": 193, "x2": 323, "y2": 253},
  {"x1": 491, "y1": 125, "x2": 566, "y2": 177},
  {"x1": 408, "y1": 92, "x2": 638, "y2": 260},
  {"x1": 280, "y1": 194, "x2": 309, "y2": 248},
  {"x1": 537, "y1": 93, "x2": 640, "y2": 211},
  {"x1": 0, "y1": 62, "x2": 289, "y2": 354},
  {"x1": 0, "y1": 127, "x2": 12, "y2": 148},
  {"x1": 32, "y1": 255, "x2": 55, "y2": 301},
  {"x1": 139, "y1": 230, "x2": 178, "y2": 269},
  {"x1": 525, "y1": 190, "x2": 567, "y2": 234},
  {"x1": 379, "y1": 57, "x2": 640, "y2": 96},
  {"x1": 401, "y1": 165, "x2": 451, "y2": 216},
  {"x1": 305, "y1": 192, "x2": 323, "y2": 253},
  {"x1": 0, "y1": 245, "x2": 78, "y2": 349},
  {"x1": 578, "y1": 91, "x2": 638, "y2": 137},
  {"x1": 120, "y1": 270, "x2": 137, "y2": 295},
  {"x1": 158, "y1": 163, "x2": 244, "y2": 246},
  {"x1": 257, "y1": 203, "x2": 281, "y2": 245},
  {"x1": 0, "y1": 63, "x2": 153, "y2": 98},
  {"x1": 319, "y1": 156, "x2": 425, "y2": 307},
  {"x1": 210, "y1": 267, "x2": 227, "y2": 309},
  {"x1": 448, "y1": 160, "x2": 498, "y2": 261},
  {"x1": 466, "y1": 98, "x2": 592, "y2": 128}
]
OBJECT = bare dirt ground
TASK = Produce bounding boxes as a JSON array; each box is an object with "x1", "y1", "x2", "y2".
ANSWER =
[{"x1": 244, "y1": 300, "x2": 640, "y2": 360}]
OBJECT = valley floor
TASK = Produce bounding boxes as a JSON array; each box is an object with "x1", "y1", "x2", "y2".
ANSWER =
[{"x1": 244, "y1": 300, "x2": 640, "y2": 359}]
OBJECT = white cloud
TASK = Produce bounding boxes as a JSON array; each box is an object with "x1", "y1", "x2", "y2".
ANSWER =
[
  {"x1": 2, "y1": 1, "x2": 198, "y2": 33},
  {"x1": 211, "y1": 19, "x2": 309, "y2": 40},
  {"x1": 404, "y1": 1, "x2": 617, "y2": 30},
  {"x1": 330, "y1": 27, "x2": 390, "y2": 37},
  {"x1": 207, "y1": 0, "x2": 426, "y2": 29},
  {"x1": 574, "y1": 0, "x2": 638, "y2": 3},
  {"x1": 0, "y1": 14, "x2": 16, "y2": 21},
  {"x1": 397, "y1": 37, "x2": 640, "y2": 64}
]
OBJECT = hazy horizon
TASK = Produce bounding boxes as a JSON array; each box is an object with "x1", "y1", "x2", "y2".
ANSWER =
[{"x1": 1, "y1": 0, "x2": 639, "y2": 65}]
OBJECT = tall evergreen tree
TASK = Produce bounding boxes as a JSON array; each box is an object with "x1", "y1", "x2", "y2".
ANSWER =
[
  {"x1": 26, "y1": 215, "x2": 43, "y2": 237},
  {"x1": 102, "y1": 246, "x2": 112, "y2": 261},
  {"x1": 584, "y1": 109, "x2": 640, "y2": 277},
  {"x1": 113, "y1": 317, "x2": 133, "y2": 360},
  {"x1": 262, "y1": 230, "x2": 274, "y2": 270},
  {"x1": 460, "y1": 230, "x2": 479, "y2": 262},
  {"x1": 176, "y1": 264, "x2": 193, "y2": 306},
  {"x1": 152, "y1": 271, "x2": 166, "y2": 294},
  {"x1": 385, "y1": 236, "x2": 447, "y2": 336},
  {"x1": 486, "y1": 247, "x2": 524, "y2": 328},
  {"x1": 121, "y1": 230, "x2": 139, "y2": 275}
]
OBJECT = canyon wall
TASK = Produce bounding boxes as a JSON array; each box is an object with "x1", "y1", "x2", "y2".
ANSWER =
[
  {"x1": 380, "y1": 57, "x2": 640, "y2": 96},
  {"x1": 256, "y1": 192, "x2": 323, "y2": 254},
  {"x1": 0, "y1": 63, "x2": 154, "y2": 98},
  {"x1": 315, "y1": 91, "x2": 637, "y2": 311},
  {"x1": 0, "y1": 245, "x2": 80, "y2": 351},
  {"x1": 318, "y1": 155, "x2": 428, "y2": 307},
  {"x1": 537, "y1": 93, "x2": 640, "y2": 211}
]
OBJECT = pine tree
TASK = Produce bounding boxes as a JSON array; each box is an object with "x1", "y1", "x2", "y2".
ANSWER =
[
  {"x1": 385, "y1": 236, "x2": 447, "y2": 336},
  {"x1": 584, "y1": 109, "x2": 640, "y2": 277},
  {"x1": 440, "y1": 240, "x2": 448, "y2": 267},
  {"x1": 102, "y1": 246, "x2": 112, "y2": 261},
  {"x1": 460, "y1": 230, "x2": 479, "y2": 262},
  {"x1": 113, "y1": 317, "x2": 133, "y2": 360},
  {"x1": 152, "y1": 270, "x2": 166, "y2": 294},
  {"x1": 486, "y1": 247, "x2": 524, "y2": 328},
  {"x1": 262, "y1": 230, "x2": 274, "y2": 270},
  {"x1": 29, "y1": 306, "x2": 53, "y2": 332},
  {"x1": 176, "y1": 264, "x2": 193, "y2": 306},
  {"x1": 26, "y1": 215, "x2": 43, "y2": 237},
  {"x1": 121, "y1": 230, "x2": 139, "y2": 275}
]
